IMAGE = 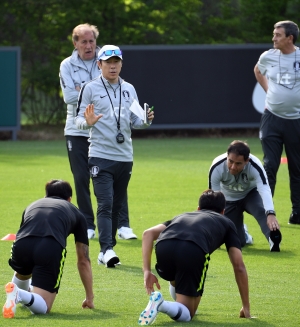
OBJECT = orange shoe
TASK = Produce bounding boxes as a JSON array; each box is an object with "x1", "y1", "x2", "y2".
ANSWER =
[{"x1": 2, "y1": 282, "x2": 18, "y2": 318}]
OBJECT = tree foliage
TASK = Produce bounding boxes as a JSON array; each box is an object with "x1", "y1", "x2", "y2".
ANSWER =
[{"x1": 0, "y1": 0, "x2": 300, "y2": 124}]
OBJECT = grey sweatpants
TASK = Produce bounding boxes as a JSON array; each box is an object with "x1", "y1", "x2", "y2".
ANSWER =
[{"x1": 224, "y1": 188, "x2": 270, "y2": 247}]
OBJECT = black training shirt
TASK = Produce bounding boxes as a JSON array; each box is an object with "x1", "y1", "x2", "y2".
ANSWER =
[
  {"x1": 16, "y1": 196, "x2": 88, "y2": 248},
  {"x1": 157, "y1": 209, "x2": 241, "y2": 254}
]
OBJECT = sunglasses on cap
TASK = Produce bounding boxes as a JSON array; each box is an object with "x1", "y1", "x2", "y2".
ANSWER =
[{"x1": 99, "y1": 49, "x2": 122, "y2": 57}]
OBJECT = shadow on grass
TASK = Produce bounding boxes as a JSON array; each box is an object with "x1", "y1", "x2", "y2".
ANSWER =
[
  {"x1": 15, "y1": 306, "x2": 117, "y2": 321},
  {"x1": 117, "y1": 239, "x2": 142, "y2": 248},
  {"x1": 89, "y1": 237, "x2": 142, "y2": 248},
  {"x1": 47, "y1": 309, "x2": 117, "y2": 321},
  {"x1": 242, "y1": 246, "x2": 296, "y2": 258},
  {"x1": 157, "y1": 316, "x2": 277, "y2": 327}
]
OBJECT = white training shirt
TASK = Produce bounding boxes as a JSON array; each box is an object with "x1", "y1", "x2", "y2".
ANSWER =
[
  {"x1": 256, "y1": 48, "x2": 300, "y2": 119},
  {"x1": 208, "y1": 153, "x2": 274, "y2": 211}
]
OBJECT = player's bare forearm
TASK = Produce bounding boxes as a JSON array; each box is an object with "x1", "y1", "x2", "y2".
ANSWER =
[
  {"x1": 142, "y1": 230, "x2": 155, "y2": 272},
  {"x1": 228, "y1": 248, "x2": 251, "y2": 317},
  {"x1": 76, "y1": 243, "x2": 94, "y2": 302},
  {"x1": 142, "y1": 225, "x2": 166, "y2": 271},
  {"x1": 234, "y1": 266, "x2": 250, "y2": 316}
]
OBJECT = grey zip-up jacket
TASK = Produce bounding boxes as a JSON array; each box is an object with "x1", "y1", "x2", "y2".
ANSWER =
[
  {"x1": 209, "y1": 152, "x2": 275, "y2": 211},
  {"x1": 59, "y1": 47, "x2": 101, "y2": 136},
  {"x1": 75, "y1": 74, "x2": 150, "y2": 161}
]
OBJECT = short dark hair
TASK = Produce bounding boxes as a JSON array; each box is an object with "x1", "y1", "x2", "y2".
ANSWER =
[
  {"x1": 274, "y1": 20, "x2": 299, "y2": 44},
  {"x1": 199, "y1": 189, "x2": 225, "y2": 213},
  {"x1": 227, "y1": 140, "x2": 250, "y2": 161},
  {"x1": 45, "y1": 179, "x2": 72, "y2": 200}
]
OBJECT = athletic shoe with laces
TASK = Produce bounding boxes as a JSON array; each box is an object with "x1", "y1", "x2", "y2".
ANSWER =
[
  {"x1": 138, "y1": 291, "x2": 164, "y2": 326},
  {"x1": 97, "y1": 252, "x2": 121, "y2": 266},
  {"x1": 289, "y1": 212, "x2": 300, "y2": 224},
  {"x1": 269, "y1": 229, "x2": 282, "y2": 252},
  {"x1": 3, "y1": 282, "x2": 19, "y2": 318},
  {"x1": 87, "y1": 229, "x2": 95, "y2": 239},
  {"x1": 97, "y1": 249, "x2": 119, "y2": 268},
  {"x1": 244, "y1": 224, "x2": 254, "y2": 245},
  {"x1": 118, "y1": 226, "x2": 137, "y2": 240}
]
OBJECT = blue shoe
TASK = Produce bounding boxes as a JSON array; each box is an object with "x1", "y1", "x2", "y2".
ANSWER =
[{"x1": 138, "y1": 291, "x2": 164, "y2": 325}]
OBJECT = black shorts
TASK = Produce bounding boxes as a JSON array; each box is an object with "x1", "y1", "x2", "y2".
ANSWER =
[
  {"x1": 9, "y1": 236, "x2": 67, "y2": 293},
  {"x1": 155, "y1": 239, "x2": 210, "y2": 297}
]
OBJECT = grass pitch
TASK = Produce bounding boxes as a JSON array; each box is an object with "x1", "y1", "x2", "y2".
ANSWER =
[{"x1": 0, "y1": 137, "x2": 298, "y2": 326}]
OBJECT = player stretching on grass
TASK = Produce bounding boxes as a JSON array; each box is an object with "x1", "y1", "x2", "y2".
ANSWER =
[
  {"x1": 138, "y1": 189, "x2": 251, "y2": 325},
  {"x1": 2, "y1": 179, "x2": 94, "y2": 318},
  {"x1": 209, "y1": 140, "x2": 281, "y2": 251}
]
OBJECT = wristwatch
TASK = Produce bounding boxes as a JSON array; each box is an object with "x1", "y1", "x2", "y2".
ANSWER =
[{"x1": 266, "y1": 210, "x2": 276, "y2": 216}]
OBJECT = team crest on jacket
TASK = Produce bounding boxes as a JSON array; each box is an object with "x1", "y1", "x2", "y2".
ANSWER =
[
  {"x1": 241, "y1": 173, "x2": 248, "y2": 183},
  {"x1": 90, "y1": 166, "x2": 99, "y2": 177},
  {"x1": 122, "y1": 90, "x2": 130, "y2": 102}
]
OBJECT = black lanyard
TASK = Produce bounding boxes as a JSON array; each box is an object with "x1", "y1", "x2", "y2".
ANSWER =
[
  {"x1": 79, "y1": 57, "x2": 96, "y2": 80},
  {"x1": 101, "y1": 77, "x2": 122, "y2": 131}
]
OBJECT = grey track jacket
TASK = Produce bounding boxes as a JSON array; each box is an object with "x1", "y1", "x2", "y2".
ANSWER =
[
  {"x1": 75, "y1": 74, "x2": 150, "y2": 161},
  {"x1": 59, "y1": 47, "x2": 101, "y2": 136},
  {"x1": 209, "y1": 153, "x2": 275, "y2": 211}
]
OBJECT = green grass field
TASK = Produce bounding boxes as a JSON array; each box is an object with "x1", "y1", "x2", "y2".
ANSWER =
[{"x1": 0, "y1": 137, "x2": 299, "y2": 326}]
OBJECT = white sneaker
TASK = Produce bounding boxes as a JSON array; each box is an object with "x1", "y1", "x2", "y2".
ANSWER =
[
  {"x1": 97, "y1": 252, "x2": 121, "y2": 266},
  {"x1": 118, "y1": 227, "x2": 137, "y2": 240},
  {"x1": 244, "y1": 224, "x2": 254, "y2": 245},
  {"x1": 3, "y1": 282, "x2": 19, "y2": 318},
  {"x1": 87, "y1": 229, "x2": 95, "y2": 240},
  {"x1": 138, "y1": 291, "x2": 164, "y2": 325},
  {"x1": 97, "y1": 249, "x2": 119, "y2": 268}
]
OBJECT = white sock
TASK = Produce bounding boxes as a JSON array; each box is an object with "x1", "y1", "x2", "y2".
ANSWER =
[
  {"x1": 169, "y1": 283, "x2": 176, "y2": 301},
  {"x1": 12, "y1": 274, "x2": 31, "y2": 291},
  {"x1": 159, "y1": 300, "x2": 191, "y2": 321},
  {"x1": 17, "y1": 289, "x2": 47, "y2": 314}
]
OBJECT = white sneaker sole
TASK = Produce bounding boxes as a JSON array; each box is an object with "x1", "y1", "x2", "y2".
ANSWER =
[
  {"x1": 3, "y1": 282, "x2": 18, "y2": 319},
  {"x1": 118, "y1": 234, "x2": 137, "y2": 240},
  {"x1": 138, "y1": 292, "x2": 163, "y2": 325}
]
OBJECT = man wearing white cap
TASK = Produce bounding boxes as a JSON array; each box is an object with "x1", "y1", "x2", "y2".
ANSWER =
[
  {"x1": 75, "y1": 45, "x2": 154, "y2": 267},
  {"x1": 60, "y1": 26, "x2": 136, "y2": 241}
]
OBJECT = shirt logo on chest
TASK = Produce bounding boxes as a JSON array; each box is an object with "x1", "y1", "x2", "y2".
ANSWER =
[
  {"x1": 241, "y1": 173, "x2": 248, "y2": 183},
  {"x1": 122, "y1": 90, "x2": 130, "y2": 102}
]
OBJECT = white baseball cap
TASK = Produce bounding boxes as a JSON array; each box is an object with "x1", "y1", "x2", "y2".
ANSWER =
[{"x1": 97, "y1": 45, "x2": 123, "y2": 61}]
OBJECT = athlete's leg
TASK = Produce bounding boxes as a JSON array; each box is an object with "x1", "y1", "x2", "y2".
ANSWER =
[
  {"x1": 283, "y1": 118, "x2": 300, "y2": 213},
  {"x1": 259, "y1": 110, "x2": 283, "y2": 196},
  {"x1": 66, "y1": 136, "x2": 95, "y2": 230},
  {"x1": 111, "y1": 162, "x2": 132, "y2": 247},
  {"x1": 244, "y1": 189, "x2": 270, "y2": 241},
  {"x1": 89, "y1": 157, "x2": 115, "y2": 253},
  {"x1": 225, "y1": 201, "x2": 246, "y2": 246},
  {"x1": 118, "y1": 192, "x2": 130, "y2": 229}
]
